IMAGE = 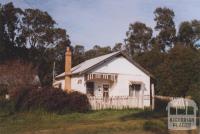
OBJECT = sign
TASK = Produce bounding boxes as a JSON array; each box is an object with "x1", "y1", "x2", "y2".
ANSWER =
[{"x1": 166, "y1": 98, "x2": 198, "y2": 130}]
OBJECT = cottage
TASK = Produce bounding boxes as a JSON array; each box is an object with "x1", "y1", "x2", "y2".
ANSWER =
[{"x1": 53, "y1": 47, "x2": 155, "y2": 109}]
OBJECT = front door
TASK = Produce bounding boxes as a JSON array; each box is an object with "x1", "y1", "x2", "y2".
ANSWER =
[
  {"x1": 103, "y1": 84, "x2": 109, "y2": 98},
  {"x1": 86, "y1": 82, "x2": 94, "y2": 96}
]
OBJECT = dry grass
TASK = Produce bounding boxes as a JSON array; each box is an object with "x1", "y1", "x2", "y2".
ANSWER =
[{"x1": 0, "y1": 109, "x2": 197, "y2": 134}]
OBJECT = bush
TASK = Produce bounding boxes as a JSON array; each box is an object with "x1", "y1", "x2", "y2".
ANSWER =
[
  {"x1": 154, "y1": 97, "x2": 170, "y2": 112},
  {"x1": 187, "y1": 85, "x2": 200, "y2": 108},
  {"x1": 0, "y1": 99, "x2": 15, "y2": 114},
  {"x1": 0, "y1": 84, "x2": 8, "y2": 98},
  {"x1": 12, "y1": 87, "x2": 90, "y2": 113},
  {"x1": 143, "y1": 120, "x2": 167, "y2": 134},
  {"x1": 0, "y1": 60, "x2": 39, "y2": 94},
  {"x1": 68, "y1": 91, "x2": 90, "y2": 112}
]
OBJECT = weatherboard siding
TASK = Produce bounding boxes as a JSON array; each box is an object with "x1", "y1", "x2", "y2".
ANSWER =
[
  {"x1": 89, "y1": 56, "x2": 151, "y2": 107},
  {"x1": 71, "y1": 75, "x2": 86, "y2": 93},
  {"x1": 53, "y1": 55, "x2": 152, "y2": 107}
]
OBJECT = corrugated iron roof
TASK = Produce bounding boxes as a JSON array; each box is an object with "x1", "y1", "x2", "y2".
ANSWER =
[
  {"x1": 56, "y1": 51, "x2": 120, "y2": 78},
  {"x1": 56, "y1": 51, "x2": 154, "y2": 78}
]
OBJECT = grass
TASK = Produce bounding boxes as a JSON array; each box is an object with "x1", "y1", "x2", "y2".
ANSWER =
[{"x1": 0, "y1": 109, "x2": 197, "y2": 134}]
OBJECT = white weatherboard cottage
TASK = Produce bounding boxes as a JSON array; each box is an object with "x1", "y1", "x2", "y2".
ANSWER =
[{"x1": 53, "y1": 48, "x2": 155, "y2": 110}]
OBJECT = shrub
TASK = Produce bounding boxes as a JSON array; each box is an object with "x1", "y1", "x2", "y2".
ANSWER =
[
  {"x1": 186, "y1": 87, "x2": 200, "y2": 114},
  {"x1": 68, "y1": 91, "x2": 90, "y2": 112},
  {"x1": 154, "y1": 97, "x2": 169, "y2": 112},
  {"x1": 13, "y1": 87, "x2": 30, "y2": 111},
  {"x1": 0, "y1": 84, "x2": 8, "y2": 98},
  {"x1": 12, "y1": 87, "x2": 90, "y2": 113},
  {"x1": 0, "y1": 60, "x2": 39, "y2": 95},
  {"x1": 143, "y1": 120, "x2": 167, "y2": 134}
]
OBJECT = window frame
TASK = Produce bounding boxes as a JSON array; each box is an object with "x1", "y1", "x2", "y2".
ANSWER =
[{"x1": 129, "y1": 84, "x2": 141, "y2": 97}]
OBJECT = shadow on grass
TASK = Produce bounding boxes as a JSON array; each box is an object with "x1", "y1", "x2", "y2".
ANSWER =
[
  {"x1": 120, "y1": 109, "x2": 167, "y2": 121},
  {"x1": 143, "y1": 119, "x2": 168, "y2": 134},
  {"x1": 120, "y1": 109, "x2": 169, "y2": 134}
]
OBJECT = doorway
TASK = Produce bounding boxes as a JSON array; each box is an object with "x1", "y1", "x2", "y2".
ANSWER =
[
  {"x1": 86, "y1": 82, "x2": 94, "y2": 96},
  {"x1": 103, "y1": 84, "x2": 109, "y2": 98}
]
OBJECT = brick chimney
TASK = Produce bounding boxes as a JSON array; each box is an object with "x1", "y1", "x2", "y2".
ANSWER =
[{"x1": 64, "y1": 47, "x2": 71, "y2": 92}]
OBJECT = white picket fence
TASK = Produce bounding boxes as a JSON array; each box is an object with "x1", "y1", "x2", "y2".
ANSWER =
[{"x1": 88, "y1": 96, "x2": 143, "y2": 110}]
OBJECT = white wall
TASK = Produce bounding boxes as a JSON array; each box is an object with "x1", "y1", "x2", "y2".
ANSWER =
[
  {"x1": 71, "y1": 75, "x2": 86, "y2": 93},
  {"x1": 89, "y1": 56, "x2": 151, "y2": 107},
  {"x1": 53, "y1": 55, "x2": 152, "y2": 107},
  {"x1": 53, "y1": 79, "x2": 65, "y2": 90},
  {"x1": 53, "y1": 75, "x2": 86, "y2": 93}
]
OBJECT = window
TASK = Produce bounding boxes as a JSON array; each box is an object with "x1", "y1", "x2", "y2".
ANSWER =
[
  {"x1": 86, "y1": 82, "x2": 94, "y2": 96},
  {"x1": 177, "y1": 108, "x2": 186, "y2": 115},
  {"x1": 129, "y1": 84, "x2": 141, "y2": 97},
  {"x1": 187, "y1": 106, "x2": 194, "y2": 115},
  {"x1": 77, "y1": 79, "x2": 82, "y2": 84},
  {"x1": 170, "y1": 107, "x2": 176, "y2": 115}
]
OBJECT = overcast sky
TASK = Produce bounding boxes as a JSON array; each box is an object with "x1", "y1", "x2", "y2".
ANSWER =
[{"x1": 1, "y1": 0, "x2": 200, "y2": 49}]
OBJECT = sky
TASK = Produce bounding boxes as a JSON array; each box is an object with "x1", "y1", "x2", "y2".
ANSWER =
[{"x1": 1, "y1": 0, "x2": 200, "y2": 49}]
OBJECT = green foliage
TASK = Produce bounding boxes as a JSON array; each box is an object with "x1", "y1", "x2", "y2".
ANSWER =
[
  {"x1": 154, "y1": 7, "x2": 176, "y2": 51},
  {"x1": 178, "y1": 20, "x2": 200, "y2": 47},
  {"x1": 0, "y1": 2, "x2": 70, "y2": 86},
  {"x1": 67, "y1": 91, "x2": 90, "y2": 112},
  {"x1": 112, "y1": 42, "x2": 123, "y2": 52},
  {"x1": 12, "y1": 87, "x2": 90, "y2": 113},
  {"x1": 134, "y1": 47, "x2": 165, "y2": 74},
  {"x1": 154, "y1": 97, "x2": 169, "y2": 112},
  {"x1": 71, "y1": 45, "x2": 112, "y2": 66},
  {"x1": 72, "y1": 45, "x2": 85, "y2": 66},
  {"x1": 85, "y1": 45, "x2": 112, "y2": 60},
  {"x1": 156, "y1": 45, "x2": 200, "y2": 96},
  {"x1": 125, "y1": 22, "x2": 152, "y2": 57},
  {"x1": 135, "y1": 41, "x2": 200, "y2": 97},
  {"x1": 187, "y1": 83, "x2": 200, "y2": 108},
  {"x1": 0, "y1": 3, "x2": 21, "y2": 61}
]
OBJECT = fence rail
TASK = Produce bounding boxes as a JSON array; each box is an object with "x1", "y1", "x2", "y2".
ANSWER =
[{"x1": 88, "y1": 96, "x2": 143, "y2": 110}]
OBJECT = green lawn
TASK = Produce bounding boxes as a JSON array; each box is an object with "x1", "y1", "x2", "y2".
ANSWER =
[{"x1": 0, "y1": 109, "x2": 197, "y2": 134}]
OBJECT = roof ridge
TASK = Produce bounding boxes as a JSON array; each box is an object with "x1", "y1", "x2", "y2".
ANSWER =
[
  {"x1": 56, "y1": 51, "x2": 121, "y2": 78},
  {"x1": 72, "y1": 51, "x2": 120, "y2": 70},
  {"x1": 55, "y1": 51, "x2": 154, "y2": 78}
]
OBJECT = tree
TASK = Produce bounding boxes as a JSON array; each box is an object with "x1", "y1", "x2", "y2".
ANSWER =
[
  {"x1": 134, "y1": 46, "x2": 165, "y2": 75},
  {"x1": 0, "y1": 3, "x2": 24, "y2": 61},
  {"x1": 177, "y1": 20, "x2": 200, "y2": 48},
  {"x1": 112, "y1": 43, "x2": 123, "y2": 52},
  {"x1": 72, "y1": 45, "x2": 85, "y2": 66},
  {"x1": 20, "y1": 9, "x2": 55, "y2": 48},
  {"x1": 1, "y1": 2, "x2": 23, "y2": 46},
  {"x1": 0, "y1": 3, "x2": 71, "y2": 86},
  {"x1": 125, "y1": 22, "x2": 152, "y2": 57},
  {"x1": 85, "y1": 45, "x2": 112, "y2": 60},
  {"x1": 154, "y1": 7, "x2": 176, "y2": 51},
  {"x1": 155, "y1": 45, "x2": 200, "y2": 96},
  {"x1": 19, "y1": 8, "x2": 70, "y2": 86},
  {"x1": 53, "y1": 40, "x2": 71, "y2": 75}
]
